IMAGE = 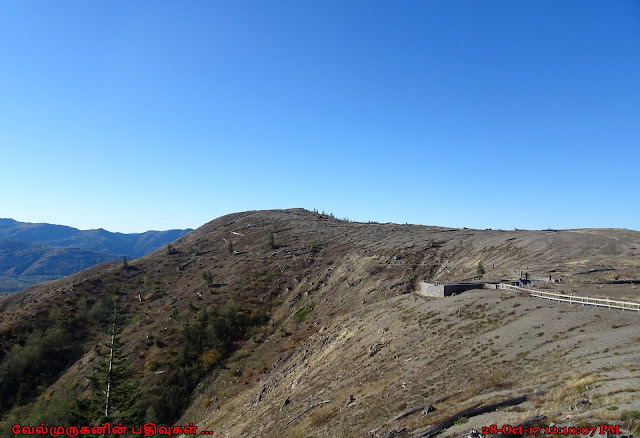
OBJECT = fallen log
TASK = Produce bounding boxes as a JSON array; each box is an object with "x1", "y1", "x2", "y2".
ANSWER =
[
  {"x1": 285, "y1": 400, "x2": 330, "y2": 426},
  {"x1": 413, "y1": 403, "x2": 482, "y2": 438},
  {"x1": 389, "y1": 404, "x2": 434, "y2": 423},
  {"x1": 178, "y1": 259, "x2": 195, "y2": 270},
  {"x1": 412, "y1": 393, "x2": 538, "y2": 438},
  {"x1": 383, "y1": 393, "x2": 458, "y2": 428}
]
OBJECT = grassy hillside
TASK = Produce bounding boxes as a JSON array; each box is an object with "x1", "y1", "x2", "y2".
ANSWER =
[{"x1": 0, "y1": 209, "x2": 638, "y2": 437}]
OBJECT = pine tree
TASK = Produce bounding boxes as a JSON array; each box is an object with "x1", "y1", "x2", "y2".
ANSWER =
[
  {"x1": 477, "y1": 262, "x2": 485, "y2": 277},
  {"x1": 77, "y1": 300, "x2": 141, "y2": 425}
]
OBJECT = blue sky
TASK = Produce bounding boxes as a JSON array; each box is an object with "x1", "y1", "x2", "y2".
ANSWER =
[{"x1": 1, "y1": 1, "x2": 639, "y2": 233}]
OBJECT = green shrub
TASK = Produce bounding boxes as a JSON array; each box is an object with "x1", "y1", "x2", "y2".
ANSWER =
[
  {"x1": 477, "y1": 262, "x2": 485, "y2": 277},
  {"x1": 256, "y1": 271, "x2": 276, "y2": 281},
  {"x1": 203, "y1": 270, "x2": 214, "y2": 288},
  {"x1": 294, "y1": 303, "x2": 315, "y2": 322},
  {"x1": 137, "y1": 299, "x2": 268, "y2": 425},
  {"x1": 0, "y1": 322, "x2": 82, "y2": 414}
]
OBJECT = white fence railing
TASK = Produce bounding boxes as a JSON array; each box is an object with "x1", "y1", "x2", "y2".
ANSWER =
[{"x1": 497, "y1": 284, "x2": 640, "y2": 312}]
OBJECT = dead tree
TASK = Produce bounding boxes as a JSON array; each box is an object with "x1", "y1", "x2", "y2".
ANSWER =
[{"x1": 104, "y1": 301, "x2": 117, "y2": 418}]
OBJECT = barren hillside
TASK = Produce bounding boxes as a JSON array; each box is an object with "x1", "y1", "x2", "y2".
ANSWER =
[{"x1": 1, "y1": 209, "x2": 638, "y2": 437}]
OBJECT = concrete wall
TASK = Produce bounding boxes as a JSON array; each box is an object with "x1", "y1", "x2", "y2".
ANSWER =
[
  {"x1": 420, "y1": 282, "x2": 445, "y2": 297},
  {"x1": 419, "y1": 282, "x2": 485, "y2": 297},
  {"x1": 443, "y1": 283, "x2": 485, "y2": 295}
]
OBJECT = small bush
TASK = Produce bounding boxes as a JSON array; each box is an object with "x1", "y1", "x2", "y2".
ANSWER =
[
  {"x1": 230, "y1": 348, "x2": 251, "y2": 362},
  {"x1": 201, "y1": 397, "x2": 213, "y2": 409},
  {"x1": 294, "y1": 303, "x2": 315, "y2": 322},
  {"x1": 203, "y1": 270, "x2": 214, "y2": 289},
  {"x1": 201, "y1": 348, "x2": 222, "y2": 371},
  {"x1": 255, "y1": 271, "x2": 276, "y2": 281}
]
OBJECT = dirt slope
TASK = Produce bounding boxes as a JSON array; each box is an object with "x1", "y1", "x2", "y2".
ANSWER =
[{"x1": 0, "y1": 209, "x2": 638, "y2": 437}]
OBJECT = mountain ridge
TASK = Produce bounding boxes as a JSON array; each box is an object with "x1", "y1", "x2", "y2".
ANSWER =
[
  {"x1": 0, "y1": 218, "x2": 192, "y2": 257},
  {"x1": 0, "y1": 219, "x2": 192, "y2": 293}
]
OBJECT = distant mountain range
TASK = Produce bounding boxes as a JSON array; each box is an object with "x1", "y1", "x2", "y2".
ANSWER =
[{"x1": 0, "y1": 219, "x2": 192, "y2": 293}]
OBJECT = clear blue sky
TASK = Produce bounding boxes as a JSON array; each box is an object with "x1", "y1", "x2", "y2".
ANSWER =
[{"x1": 1, "y1": 1, "x2": 639, "y2": 233}]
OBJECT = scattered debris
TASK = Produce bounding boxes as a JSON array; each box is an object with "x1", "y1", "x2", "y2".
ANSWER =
[
  {"x1": 570, "y1": 399, "x2": 591, "y2": 410},
  {"x1": 368, "y1": 342, "x2": 389, "y2": 358},
  {"x1": 382, "y1": 426, "x2": 408, "y2": 438}
]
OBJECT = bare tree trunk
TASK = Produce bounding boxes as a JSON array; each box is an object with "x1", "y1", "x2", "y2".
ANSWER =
[{"x1": 105, "y1": 302, "x2": 117, "y2": 419}]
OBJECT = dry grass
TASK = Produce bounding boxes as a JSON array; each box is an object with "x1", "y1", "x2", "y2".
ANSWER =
[
  {"x1": 537, "y1": 372, "x2": 602, "y2": 412},
  {"x1": 464, "y1": 368, "x2": 512, "y2": 396},
  {"x1": 309, "y1": 405, "x2": 335, "y2": 426},
  {"x1": 621, "y1": 411, "x2": 640, "y2": 436}
]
